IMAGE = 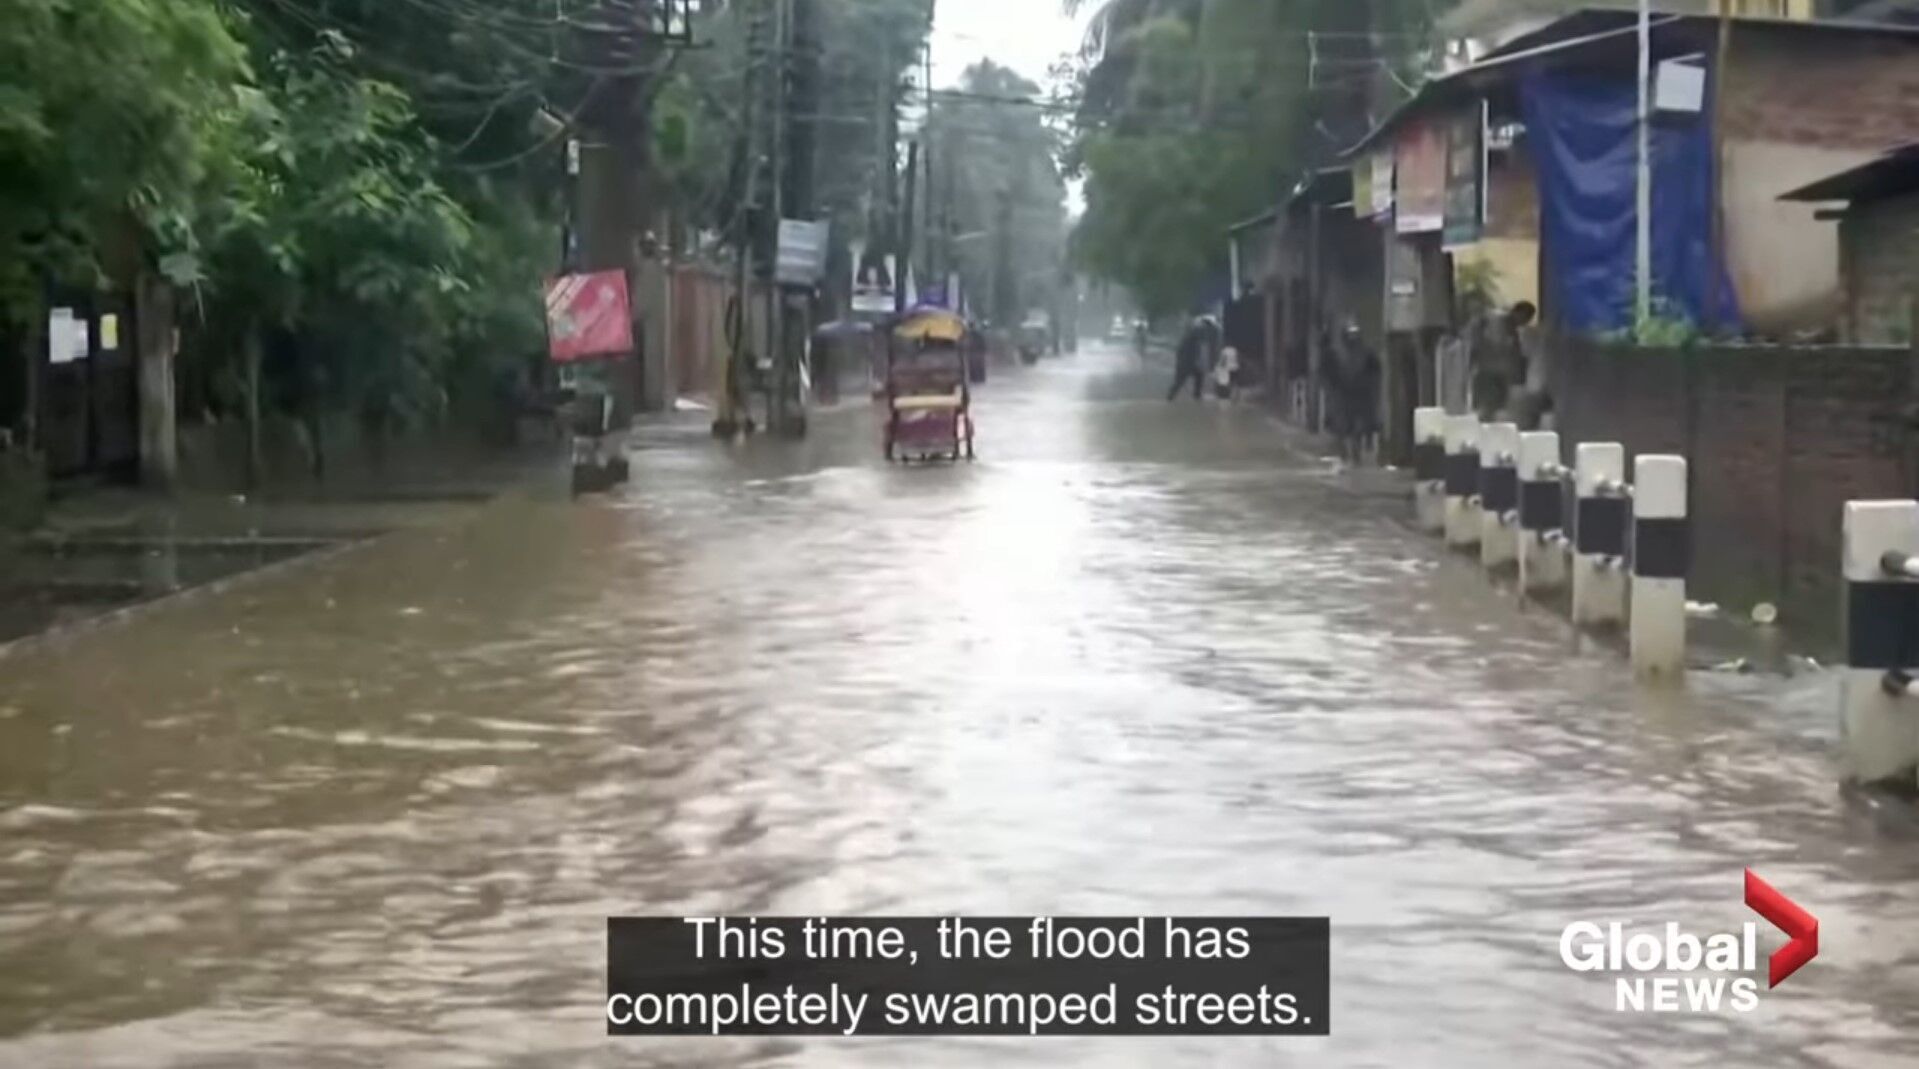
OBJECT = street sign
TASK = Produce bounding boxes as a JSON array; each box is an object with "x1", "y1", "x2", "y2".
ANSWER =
[
  {"x1": 776, "y1": 219, "x2": 829, "y2": 287},
  {"x1": 545, "y1": 271, "x2": 634, "y2": 363}
]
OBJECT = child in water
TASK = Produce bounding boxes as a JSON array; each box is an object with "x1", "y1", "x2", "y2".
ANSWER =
[{"x1": 1214, "y1": 346, "x2": 1241, "y2": 402}]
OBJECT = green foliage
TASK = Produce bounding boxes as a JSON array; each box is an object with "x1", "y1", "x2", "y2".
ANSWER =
[
  {"x1": 1634, "y1": 303, "x2": 1704, "y2": 349},
  {"x1": 2, "y1": 0, "x2": 568, "y2": 444},
  {"x1": 1454, "y1": 258, "x2": 1504, "y2": 319},
  {"x1": 655, "y1": 0, "x2": 935, "y2": 281},
  {"x1": 1595, "y1": 298, "x2": 1704, "y2": 349},
  {"x1": 1065, "y1": 0, "x2": 1445, "y2": 317},
  {"x1": 0, "y1": 0, "x2": 244, "y2": 314},
  {"x1": 923, "y1": 60, "x2": 1068, "y2": 324}
]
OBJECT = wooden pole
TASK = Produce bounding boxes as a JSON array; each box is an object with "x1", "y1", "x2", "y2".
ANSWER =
[{"x1": 243, "y1": 323, "x2": 262, "y2": 491}]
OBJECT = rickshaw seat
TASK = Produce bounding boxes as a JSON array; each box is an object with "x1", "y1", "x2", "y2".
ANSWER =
[{"x1": 893, "y1": 392, "x2": 965, "y2": 412}]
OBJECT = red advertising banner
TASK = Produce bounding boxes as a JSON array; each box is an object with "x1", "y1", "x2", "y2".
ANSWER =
[
  {"x1": 1394, "y1": 121, "x2": 1446, "y2": 234},
  {"x1": 545, "y1": 271, "x2": 634, "y2": 363}
]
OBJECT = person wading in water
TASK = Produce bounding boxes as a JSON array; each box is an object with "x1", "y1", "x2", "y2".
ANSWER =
[{"x1": 1166, "y1": 315, "x2": 1219, "y2": 402}]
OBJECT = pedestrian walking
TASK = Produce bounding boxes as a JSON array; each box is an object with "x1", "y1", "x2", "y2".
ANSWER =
[
  {"x1": 1470, "y1": 300, "x2": 1536, "y2": 423},
  {"x1": 1165, "y1": 316, "x2": 1217, "y2": 402},
  {"x1": 1332, "y1": 324, "x2": 1379, "y2": 464}
]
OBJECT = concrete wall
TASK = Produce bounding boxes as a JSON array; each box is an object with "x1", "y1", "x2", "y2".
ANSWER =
[
  {"x1": 1842, "y1": 192, "x2": 1919, "y2": 344},
  {"x1": 1721, "y1": 140, "x2": 1859, "y2": 332},
  {"x1": 1720, "y1": 28, "x2": 1919, "y2": 333},
  {"x1": 664, "y1": 264, "x2": 776, "y2": 405},
  {"x1": 1552, "y1": 339, "x2": 1918, "y2": 639}
]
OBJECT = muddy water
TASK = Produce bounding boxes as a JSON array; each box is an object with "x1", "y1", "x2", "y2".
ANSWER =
[{"x1": 2, "y1": 347, "x2": 1917, "y2": 1068}]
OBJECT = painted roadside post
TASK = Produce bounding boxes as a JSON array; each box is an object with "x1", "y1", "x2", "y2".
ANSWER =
[
  {"x1": 1630, "y1": 455, "x2": 1688, "y2": 679},
  {"x1": 1479, "y1": 422, "x2": 1521, "y2": 571},
  {"x1": 1413, "y1": 406, "x2": 1447, "y2": 535},
  {"x1": 1841, "y1": 501, "x2": 1919, "y2": 789},
  {"x1": 1519, "y1": 431, "x2": 1569, "y2": 596},
  {"x1": 1572, "y1": 442, "x2": 1629, "y2": 629},
  {"x1": 1444, "y1": 415, "x2": 1483, "y2": 550}
]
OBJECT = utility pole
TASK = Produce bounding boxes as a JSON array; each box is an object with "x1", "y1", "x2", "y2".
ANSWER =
[
  {"x1": 574, "y1": 2, "x2": 671, "y2": 423},
  {"x1": 782, "y1": 0, "x2": 820, "y2": 434},
  {"x1": 768, "y1": 0, "x2": 789, "y2": 434},
  {"x1": 872, "y1": 40, "x2": 895, "y2": 278},
  {"x1": 717, "y1": 0, "x2": 764, "y2": 437},
  {"x1": 897, "y1": 140, "x2": 920, "y2": 316},
  {"x1": 993, "y1": 189, "x2": 1015, "y2": 327},
  {"x1": 921, "y1": 40, "x2": 935, "y2": 297},
  {"x1": 1635, "y1": 0, "x2": 1652, "y2": 333}
]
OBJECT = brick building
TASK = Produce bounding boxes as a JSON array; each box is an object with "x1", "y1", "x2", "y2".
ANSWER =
[{"x1": 1785, "y1": 143, "x2": 1919, "y2": 343}]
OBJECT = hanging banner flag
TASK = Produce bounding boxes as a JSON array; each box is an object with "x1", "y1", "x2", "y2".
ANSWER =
[
  {"x1": 1443, "y1": 103, "x2": 1487, "y2": 248},
  {"x1": 1353, "y1": 160, "x2": 1374, "y2": 219},
  {"x1": 545, "y1": 271, "x2": 634, "y2": 363},
  {"x1": 1395, "y1": 121, "x2": 1445, "y2": 234}
]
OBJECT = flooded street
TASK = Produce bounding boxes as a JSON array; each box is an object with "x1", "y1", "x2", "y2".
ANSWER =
[{"x1": 4, "y1": 345, "x2": 1919, "y2": 1067}]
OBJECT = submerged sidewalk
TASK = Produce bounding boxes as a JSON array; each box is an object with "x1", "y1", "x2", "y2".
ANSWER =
[{"x1": 0, "y1": 447, "x2": 559, "y2": 649}]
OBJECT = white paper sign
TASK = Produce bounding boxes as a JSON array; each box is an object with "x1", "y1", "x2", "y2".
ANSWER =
[
  {"x1": 1656, "y1": 59, "x2": 1705, "y2": 114},
  {"x1": 48, "y1": 308, "x2": 85, "y2": 364}
]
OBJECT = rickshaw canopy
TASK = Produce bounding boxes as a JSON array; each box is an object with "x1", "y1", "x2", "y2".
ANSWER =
[{"x1": 893, "y1": 308, "x2": 967, "y2": 344}]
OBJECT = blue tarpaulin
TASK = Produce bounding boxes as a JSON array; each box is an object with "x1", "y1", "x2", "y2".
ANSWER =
[{"x1": 1521, "y1": 69, "x2": 1738, "y2": 333}]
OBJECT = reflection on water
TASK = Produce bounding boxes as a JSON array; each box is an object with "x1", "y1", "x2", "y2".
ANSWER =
[{"x1": 2, "y1": 349, "x2": 1918, "y2": 1067}]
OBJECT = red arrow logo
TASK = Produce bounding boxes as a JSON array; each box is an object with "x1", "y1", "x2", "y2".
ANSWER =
[{"x1": 1745, "y1": 869, "x2": 1818, "y2": 988}]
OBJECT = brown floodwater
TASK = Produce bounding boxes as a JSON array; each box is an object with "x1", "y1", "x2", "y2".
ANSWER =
[{"x1": 2, "y1": 345, "x2": 1917, "y2": 1067}]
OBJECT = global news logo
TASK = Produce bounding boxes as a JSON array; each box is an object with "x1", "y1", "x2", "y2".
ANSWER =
[{"x1": 1558, "y1": 870, "x2": 1818, "y2": 1014}]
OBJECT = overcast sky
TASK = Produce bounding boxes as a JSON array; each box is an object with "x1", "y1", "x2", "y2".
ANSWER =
[
  {"x1": 931, "y1": 0, "x2": 1089, "y2": 91},
  {"x1": 930, "y1": 0, "x2": 1091, "y2": 212}
]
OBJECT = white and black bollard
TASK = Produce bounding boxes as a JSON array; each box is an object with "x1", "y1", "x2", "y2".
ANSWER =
[
  {"x1": 1840, "y1": 501, "x2": 1919, "y2": 788},
  {"x1": 1412, "y1": 407, "x2": 1447, "y2": 535},
  {"x1": 1519, "y1": 431, "x2": 1569, "y2": 596},
  {"x1": 1571, "y1": 442, "x2": 1629, "y2": 629},
  {"x1": 1630, "y1": 455, "x2": 1688, "y2": 679},
  {"x1": 1479, "y1": 422, "x2": 1521, "y2": 571},
  {"x1": 1444, "y1": 415, "x2": 1482, "y2": 550}
]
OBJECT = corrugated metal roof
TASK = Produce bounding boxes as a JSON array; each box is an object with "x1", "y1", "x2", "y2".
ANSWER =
[
  {"x1": 1780, "y1": 143, "x2": 1919, "y2": 202},
  {"x1": 1342, "y1": 7, "x2": 1919, "y2": 160}
]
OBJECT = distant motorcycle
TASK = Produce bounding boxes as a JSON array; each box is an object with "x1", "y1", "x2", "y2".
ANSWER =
[{"x1": 1017, "y1": 324, "x2": 1048, "y2": 366}]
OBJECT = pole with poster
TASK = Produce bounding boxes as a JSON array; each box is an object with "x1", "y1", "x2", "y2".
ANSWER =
[{"x1": 546, "y1": 271, "x2": 636, "y2": 496}]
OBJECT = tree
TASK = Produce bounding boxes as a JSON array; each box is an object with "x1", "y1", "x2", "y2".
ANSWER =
[
  {"x1": 0, "y1": 0, "x2": 243, "y2": 329},
  {"x1": 922, "y1": 61, "x2": 1068, "y2": 325},
  {"x1": 1062, "y1": 0, "x2": 1448, "y2": 317}
]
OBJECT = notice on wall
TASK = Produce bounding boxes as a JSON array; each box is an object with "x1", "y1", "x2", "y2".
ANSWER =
[
  {"x1": 48, "y1": 308, "x2": 89, "y2": 364},
  {"x1": 1395, "y1": 121, "x2": 1445, "y2": 234},
  {"x1": 1370, "y1": 151, "x2": 1395, "y2": 217}
]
